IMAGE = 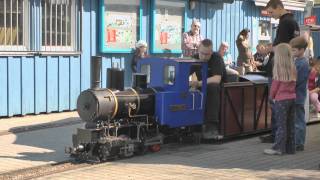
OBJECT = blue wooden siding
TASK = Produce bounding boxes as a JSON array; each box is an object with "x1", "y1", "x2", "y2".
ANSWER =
[
  {"x1": 34, "y1": 56, "x2": 47, "y2": 114},
  {"x1": 22, "y1": 57, "x2": 35, "y2": 115},
  {"x1": 0, "y1": 0, "x2": 306, "y2": 117},
  {"x1": 8, "y1": 57, "x2": 22, "y2": 116},
  {"x1": 0, "y1": 58, "x2": 8, "y2": 116},
  {"x1": 312, "y1": 8, "x2": 320, "y2": 58}
]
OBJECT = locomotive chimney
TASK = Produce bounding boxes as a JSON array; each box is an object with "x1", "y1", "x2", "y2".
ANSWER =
[
  {"x1": 132, "y1": 73, "x2": 147, "y2": 89},
  {"x1": 91, "y1": 56, "x2": 102, "y2": 89}
]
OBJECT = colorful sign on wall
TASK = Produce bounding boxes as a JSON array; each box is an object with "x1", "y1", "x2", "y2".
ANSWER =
[
  {"x1": 304, "y1": 16, "x2": 317, "y2": 25},
  {"x1": 100, "y1": 0, "x2": 141, "y2": 53},
  {"x1": 151, "y1": 0, "x2": 185, "y2": 53}
]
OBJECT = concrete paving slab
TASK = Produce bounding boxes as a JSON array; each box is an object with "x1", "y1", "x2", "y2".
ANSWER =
[
  {"x1": 35, "y1": 124, "x2": 320, "y2": 179},
  {"x1": 0, "y1": 123, "x2": 83, "y2": 174},
  {"x1": 0, "y1": 112, "x2": 80, "y2": 132}
]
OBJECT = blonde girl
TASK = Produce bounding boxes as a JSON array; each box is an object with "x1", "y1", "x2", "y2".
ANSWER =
[{"x1": 264, "y1": 43, "x2": 297, "y2": 155}]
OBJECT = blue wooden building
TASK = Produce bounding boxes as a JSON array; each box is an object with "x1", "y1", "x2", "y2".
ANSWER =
[
  {"x1": 312, "y1": 6, "x2": 320, "y2": 58},
  {"x1": 0, "y1": 0, "x2": 306, "y2": 117}
]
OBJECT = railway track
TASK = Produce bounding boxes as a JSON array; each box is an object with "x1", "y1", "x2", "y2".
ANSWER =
[{"x1": 0, "y1": 160, "x2": 91, "y2": 180}]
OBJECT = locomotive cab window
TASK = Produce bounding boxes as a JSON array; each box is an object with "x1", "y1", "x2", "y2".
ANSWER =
[
  {"x1": 141, "y1": 64, "x2": 151, "y2": 84},
  {"x1": 164, "y1": 65, "x2": 175, "y2": 85}
]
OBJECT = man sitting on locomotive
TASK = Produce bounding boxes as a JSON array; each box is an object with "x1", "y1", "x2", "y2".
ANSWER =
[{"x1": 190, "y1": 39, "x2": 227, "y2": 139}]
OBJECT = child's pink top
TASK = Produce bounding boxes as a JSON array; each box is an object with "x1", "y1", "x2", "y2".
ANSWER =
[{"x1": 270, "y1": 80, "x2": 296, "y2": 101}]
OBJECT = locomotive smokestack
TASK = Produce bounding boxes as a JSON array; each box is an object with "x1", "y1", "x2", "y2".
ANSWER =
[
  {"x1": 91, "y1": 56, "x2": 102, "y2": 89},
  {"x1": 132, "y1": 73, "x2": 147, "y2": 89}
]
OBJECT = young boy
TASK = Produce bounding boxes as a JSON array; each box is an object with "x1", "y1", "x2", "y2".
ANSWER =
[{"x1": 289, "y1": 36, "x2": 310, "y2": 151}]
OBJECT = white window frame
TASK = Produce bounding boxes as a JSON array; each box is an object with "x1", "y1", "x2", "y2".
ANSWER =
[
  {"x1": 0, "y1": 0, "x2": 29, "y2": 51},
  {"x1": 40, "y1": 0, "x2": 79, "y2": 52}
]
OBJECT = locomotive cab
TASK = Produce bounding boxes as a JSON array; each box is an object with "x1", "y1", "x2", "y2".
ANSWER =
[{"x1": 138, "y1": 58, "x2": 208, "y2": 128}]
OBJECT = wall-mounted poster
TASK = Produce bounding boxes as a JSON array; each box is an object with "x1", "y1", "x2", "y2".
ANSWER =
[
  {"x1": 99, "y1": 0, "x2": 141, "y2": 53},
  {"x1": 151, "y1": 0, "x2": 186, "y2": 54}
]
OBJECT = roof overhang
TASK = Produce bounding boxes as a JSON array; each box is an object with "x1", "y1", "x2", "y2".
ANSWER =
[
  {"x1": 254, "y1": 0, "x2": 307, "y2": 11},
  {"x1": 300, "y1": 24, "x2": 320, "y2": 32},
  {"x1": 201, "y1": 0, "x2": 234, "y2": 3}
]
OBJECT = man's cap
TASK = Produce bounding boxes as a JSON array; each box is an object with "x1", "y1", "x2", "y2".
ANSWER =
[{"x1": 136, "y1": 40, "x2": 148, "y2": 48}]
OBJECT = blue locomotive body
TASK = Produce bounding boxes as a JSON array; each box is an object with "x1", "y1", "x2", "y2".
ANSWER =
[{"x1": 138, "y1": 58, "x2": 208, "y2": 128}]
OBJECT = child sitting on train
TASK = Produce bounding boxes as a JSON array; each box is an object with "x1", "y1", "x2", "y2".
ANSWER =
[
  {"x1": 308, "y1": 59, "x2": 320, "y2": 116},
  {"x1": 264, "y1": 43, "x2": 296, "y2": 155}
]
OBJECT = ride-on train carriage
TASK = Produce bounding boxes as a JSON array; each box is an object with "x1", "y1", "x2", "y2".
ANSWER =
[
  {"x1": 66, "y1": 56, "x2": 272, "y2": 162},
  {"x1": 66, "y1": 56, "x2": 208, "y2": 162}
]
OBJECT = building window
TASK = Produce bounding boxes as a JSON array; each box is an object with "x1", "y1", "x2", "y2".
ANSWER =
[
  {"x1": 141, "y1": 64, "x2": 151, "y2": 83},
  {"x1": 164, "y1": 65, "x2": 175, "y2": 85},
  {"x1": 0, "y1": 0, "x2": 28, "y2": 51},
  {"x1": 258, "y1": 20, "x2": 272, "y2": 43},
  {"x1": 41, "y1": 0, "x2": 78, "y2": 51}
]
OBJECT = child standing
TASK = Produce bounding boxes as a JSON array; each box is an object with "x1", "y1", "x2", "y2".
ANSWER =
[
  {"x1": 264, "y1": 43, "x2": 297, "y2": 155},
  {"x1": 289, "y1": 36, "x2": 310, "y2": 151}
]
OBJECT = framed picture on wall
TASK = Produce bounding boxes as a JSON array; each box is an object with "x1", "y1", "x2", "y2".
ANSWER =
[
  {"x1": 258, "y1": 20, "x2": 272, "y2": 42},
  {"x1": 151, "y1": 0, "x2": 186, "y2": 54},
  {"x1": 99, "y1": 0, "x2": 142, "y2": 53}
]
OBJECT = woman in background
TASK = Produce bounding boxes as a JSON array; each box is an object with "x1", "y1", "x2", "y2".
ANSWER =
[
  {"x1": 131, "y1": 40, "x2": 148, "y2": 73},
  {"x1": 236, "y1": 28, "x2": 254, "y2": 75}
]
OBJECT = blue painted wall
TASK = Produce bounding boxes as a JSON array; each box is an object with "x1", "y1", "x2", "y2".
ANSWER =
[
  {"x1": 312, "y1": 7, "x2": 320, "y2": 58},
  {"x1": 0, "y1": 0, "x2": 305, "y2": 117}
]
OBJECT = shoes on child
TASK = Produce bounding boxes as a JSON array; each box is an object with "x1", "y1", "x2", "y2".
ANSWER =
[
  {"x1": 259, "y1": 135, "x2": 275, "y2": 143},
  {"x1": 296, "y1": 145, "x2": 304, "y2": 151},
  {"x1": 264, "y1": 148, "x2": 282, "y2": 155}
]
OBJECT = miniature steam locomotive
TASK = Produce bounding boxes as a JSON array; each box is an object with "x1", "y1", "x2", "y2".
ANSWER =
[{"x1": 66, "y1": 56, "x2": 208, "y2": 162}]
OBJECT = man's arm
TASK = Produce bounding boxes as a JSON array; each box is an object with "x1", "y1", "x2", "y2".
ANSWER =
[
  {"x1": 207, "y1": 75, "x2": 222, "y2": 84},
  {"x1": 194, "y1": 75, "x2": 221, "y2": 87}
]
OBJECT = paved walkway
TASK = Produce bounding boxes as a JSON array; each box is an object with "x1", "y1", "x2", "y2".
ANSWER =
[
  {"x1": 35, "y1": 123, "x2": 320, "y2": 180},
  {"x1": 0, "y1": 112, "x2": 79, "y2": 132},
  {"x1": 0, "y1": 112, "x2": 319, "y2": 179},
  {"x1": 0, "y1": 112, "x2": 83, "y2": 173}
]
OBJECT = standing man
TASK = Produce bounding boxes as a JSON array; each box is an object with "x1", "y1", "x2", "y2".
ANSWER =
[
  {"x1": 182, "y1": 20, "x2": 203, "y2": 57},
  {"x1": 260, "y1": 0, "x2": 300, "y2": 143},
  {"x1": 190, "y1": 39, "x2": 227, "y2": 139}
]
